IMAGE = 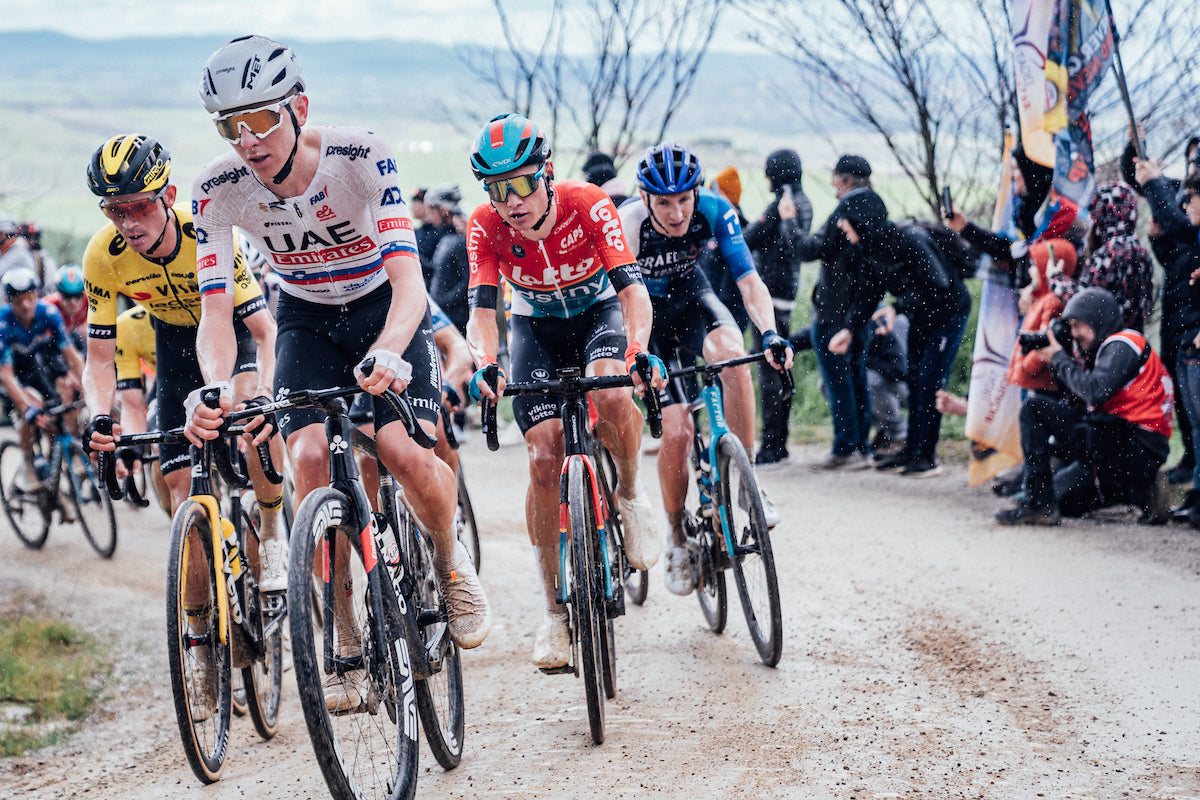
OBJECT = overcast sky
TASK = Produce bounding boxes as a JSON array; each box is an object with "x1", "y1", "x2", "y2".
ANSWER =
[{"x1": 0, "y1": 0, "x2": 753, "y2": 51}]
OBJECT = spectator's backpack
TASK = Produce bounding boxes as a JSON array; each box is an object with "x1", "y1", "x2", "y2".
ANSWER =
[{"x1": 901, "y1": 220, "x2": 981, "y2": 281}]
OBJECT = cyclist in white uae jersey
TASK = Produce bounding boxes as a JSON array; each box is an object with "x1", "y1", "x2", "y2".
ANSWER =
[{"x1": 188, "y1": 37, "x2": 490, "y2": 712}]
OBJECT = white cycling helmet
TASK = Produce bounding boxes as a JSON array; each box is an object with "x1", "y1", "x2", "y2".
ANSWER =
[
  {"x1": 3, "y1": 267, "x2": 40, "y2": 299},
  {"x1": 199, "y1": 35, "x2": 305, "y2": 114}
]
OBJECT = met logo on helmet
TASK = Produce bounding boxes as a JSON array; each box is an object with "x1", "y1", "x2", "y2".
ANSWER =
[{"x1": 243, "y1": 55, "x2": 263, "y2": 90}]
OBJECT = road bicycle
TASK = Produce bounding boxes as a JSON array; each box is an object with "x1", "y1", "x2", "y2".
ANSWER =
[
  {"x1": 668, "y1": 351, "x2": 791, "y2": 667},
  {"x1": 0, "y1": 398, "x2": 117, "y2": 558},
  {"x1": 102, "y1": 398, "x2": 286, "y2": 784},
  {"x1": 480, "y1": 356, "x2": 661, "y2": 744},
  {"x1": 249, "y1": 379, "x2": 464, "y2": 800}
]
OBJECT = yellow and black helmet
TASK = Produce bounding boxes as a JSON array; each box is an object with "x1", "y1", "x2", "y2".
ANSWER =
[{"x1": 86, "y1": 134, "x2": 171, "y2": 197}]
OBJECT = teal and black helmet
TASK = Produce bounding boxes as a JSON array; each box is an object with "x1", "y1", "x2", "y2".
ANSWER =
[{"x1": 470, "y1": 113, "x2": 551, "y2": 180}]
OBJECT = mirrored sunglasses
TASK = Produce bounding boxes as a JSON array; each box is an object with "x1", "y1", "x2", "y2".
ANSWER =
[
  {"x1": 99, "y1": 187, "x2": 166, "y2": 224},
  {"x1": 484, "y1": 166, "x2": 546, "y2": 203},
  {"x1": 213, "y1": 100, "x2": 290, "y2": 143}
]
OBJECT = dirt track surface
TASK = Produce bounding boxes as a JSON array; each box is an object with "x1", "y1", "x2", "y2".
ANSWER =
[{"x1": 3, "y1": 438, "x2": 1200, "y2": 800}]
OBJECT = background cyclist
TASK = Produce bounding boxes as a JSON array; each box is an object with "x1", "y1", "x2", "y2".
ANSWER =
[
  {"x1": 619, "y1": 143, "x2": 793, "y2": 596},
  {"x1": 464, "y1": 112, "x2": 666, "y2": 670},
  {"x1": 0, "y1": 267, "x2": 85, "y2": 490},
  {"x1": 187, "y1": 38, "x2": 489, "y2": 710},
  {"x1": 79, "y1": 134, "x2": 288, "y2": 592}
]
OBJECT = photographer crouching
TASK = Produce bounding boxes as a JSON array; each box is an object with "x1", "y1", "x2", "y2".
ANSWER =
[{"x1": 995, "y1": 287, "x2": 1173, "y2": 525}]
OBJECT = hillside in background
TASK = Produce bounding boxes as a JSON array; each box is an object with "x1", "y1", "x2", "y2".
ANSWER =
[{"x1": 0, "y1": 31, "x2": 895, "y2": 263}]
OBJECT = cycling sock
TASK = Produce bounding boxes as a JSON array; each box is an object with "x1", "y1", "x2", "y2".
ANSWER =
[
  {"x1": 666, "y1": 509, "x2": 686, "y2": 547},
  {"x1": 432, "y1": 532, "x2": 465, "y2": 574},
  {"x1": 533, "y1": 544, "x2": 561, "y2": 614},
  {"x1": 256, "y1": 492, "x2": 284, "y2": 541}
]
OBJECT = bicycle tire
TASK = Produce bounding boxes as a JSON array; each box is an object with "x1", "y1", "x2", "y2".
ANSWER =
[
  {"x1": 67, "y1": 443, "x2": 117, "y2": 558},
  {"x1": 694, "y1": 518, "x2": 728, "y2": 633},
  {"x1": 568, "y1": 458, "x2": 606, "y2": 744},
  {"x1": 455, "y1": 466, "x2": 481, "y2": 571},
  {"x1": 596, "y1": 444, "x2": 647, "y2": 606},
  {"x1": 599, "y1": 517, "x2": 618, "y2": 701},
  {"x1": 716, "y1": 434, "x2": 783, "y2": 666},
  {"x1": 0, "y1": 440, "x2": 51, "y2": 549},
  {"x1": 165, "y1": 499, "x2": 232, "y2": 784},
  {"x1": 289, "y1": 487, "x2": 419, "y2": 800},
  {"x1": 399, "y1": 505, "x2": 465, "y2": 770},
  {"x1": 242, "y1": 497, "x2": 282, "y2": 740}
]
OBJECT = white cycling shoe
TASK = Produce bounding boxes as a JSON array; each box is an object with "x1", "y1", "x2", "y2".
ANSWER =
[
  {"x1": 617, "y1": 484, "x2": 663, "y2": 570},
  {"x1": 663, "y1": 546, "x2": 696, "y2": 596},
  {"x1": 257, "y1": 538, "x2": 289, "y2": 595},
  {"x1": 531, "y1": 611, "x2": 571, "y2": 669}
]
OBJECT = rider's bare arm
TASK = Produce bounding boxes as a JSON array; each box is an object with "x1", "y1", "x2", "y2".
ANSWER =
[{"x1": 241, "y1": 306, "x2": 278, "y2": 400}]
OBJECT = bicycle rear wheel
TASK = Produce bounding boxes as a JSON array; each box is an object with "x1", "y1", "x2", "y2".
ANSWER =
[
  {"x1": 398, "y1": 506, "x2": 465, "y2": 770},
  {"x1": 165, "y1": 499, "x2": 231, "y2": 784},
  {"x1": 455, "y1": 466, "x2": 480, "y2": 570},
  {"x1": 242, "y1": 497, "x2": 282, "y2": 740},
  {"x1": 568, "y1": 457, "x2": 606, "y2": 744},
  {"x1": 694, "y1": 517, "x2": 728, "y2": 633},
  {"x1": 289, "y1": 487, "x2": 419, "y2": 800},
  {"x1": 0, "y1": 440, "x2": 51, "y2": 548},
  {"x1": 67, "y1": 443, "x2": 117, "y2": 558},
  {"x1": 716, "y1": 434, "x2": 782, "y2": 667},
  {"x1": 596, "y1": 444, "x2": 646, "y2": 606}
]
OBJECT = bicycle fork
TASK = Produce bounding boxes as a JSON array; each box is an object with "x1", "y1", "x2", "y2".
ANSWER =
[{"x1": 556, "y1": 455, "x2": 622, "y2": 617}]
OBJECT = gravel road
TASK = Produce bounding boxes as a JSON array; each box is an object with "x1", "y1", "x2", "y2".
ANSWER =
[{"x1": 2, "y1": 438, "x2": 1199, "y2": 800}]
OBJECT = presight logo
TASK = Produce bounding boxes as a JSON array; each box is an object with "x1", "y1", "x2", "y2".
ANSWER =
[
  {"x1": 325, "y1": 144, "x2": 371, "y2": 161},
  {"x1": 200, "y1": 166, "x2": 250, "y2": 193}
]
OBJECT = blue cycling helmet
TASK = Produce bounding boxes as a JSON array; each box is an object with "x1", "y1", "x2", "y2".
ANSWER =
[
  {"x1": 55, "y1": 264, "x2": 85, "y2": 296},
  {"x1": 470, "y1": 113, "x2": 551, "y2": 180},
  {"x1": 636, "y1": 143, "x2": 703, "y2": 194}
]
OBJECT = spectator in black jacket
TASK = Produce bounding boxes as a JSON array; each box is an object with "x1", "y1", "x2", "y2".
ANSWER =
[
  {"x1": 791, "y1": 154, "x2": 879, "y2": 469},
  {"x1": 743, "y1": 149, "x2": 814, "y2": 465},
  {"x1": 1121, "y1": 132, "x2": 1200, "y2": 485},
  {"x1": 835, "y1": 209, "x2": 972, "y2": 477},
  {"x1": 426, "y1": 184, "x2": 470, "y2": 334}
]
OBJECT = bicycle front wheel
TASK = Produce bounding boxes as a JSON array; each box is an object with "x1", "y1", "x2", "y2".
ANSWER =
[
  {"x1": 568, "y1": 457, "x2": 606, "y2": 744},
  {"x1": 289, "y1": 487, "x2": 419, "y2": 800},
  {"x1": 242, "y1": 496, "x2": 282, "y2": 740},
  {"x1": 455, "y1": 466, "x2": 480, "y2": 571},
  {"x1": 0, "y1": 440, "x2": 51, "y2": 549},
  {"x1": 399, "y1": 507, "x2": 465, "y2": 770},
  {"x1": 67, "y1": 443, "x2": 117, "y2": 558},
  {"x1": 716, "y1": 434, "x2": 782, "y2": 667},
  {"x1": 165, "y1": 499, "x2": 231, "y2": 784}
]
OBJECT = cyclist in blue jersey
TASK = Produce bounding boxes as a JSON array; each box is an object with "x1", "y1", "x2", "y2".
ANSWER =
[
  {"x1": 0, "y1": 268, "x2": 85, "y2": 489},
  {"x1": 619, "y1": 143, "x2": 793, "y2": 595}
]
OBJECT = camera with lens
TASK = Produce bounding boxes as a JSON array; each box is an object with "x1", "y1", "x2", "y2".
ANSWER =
[{"x1": 1017, "y1": 317, "x2": 1070, "y2": 354}]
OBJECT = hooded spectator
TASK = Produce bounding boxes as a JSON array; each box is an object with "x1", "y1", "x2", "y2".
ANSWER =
[{"x1": 582, "y1": 150, "x2": 629, "y2": 206}]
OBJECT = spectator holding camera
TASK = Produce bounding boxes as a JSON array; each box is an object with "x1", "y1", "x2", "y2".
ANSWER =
[
  {"x1": 1006, "y1": 239, "x2": 1077, "y2": 394},
  {"x1": 994, "y1": 287, "x2": 1172, "y2": 526}
]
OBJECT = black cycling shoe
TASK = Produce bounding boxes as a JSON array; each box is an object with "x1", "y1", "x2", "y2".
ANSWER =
[{"x1": 994, "y1": 502, "x2": 1061, "y2": 526}]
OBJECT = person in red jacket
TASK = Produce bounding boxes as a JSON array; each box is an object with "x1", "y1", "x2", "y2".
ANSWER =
[
  {"x1": 1006, "y1": 239, "x2": 1077, "y2": 393},
  {"x1": 995, "y1": 287, "x2": 1173, "y2": 525}
]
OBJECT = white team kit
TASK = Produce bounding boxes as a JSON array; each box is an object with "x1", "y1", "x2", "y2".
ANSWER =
[{"x1": 191, "y1": 126, "x2": 418, "y2": 304}]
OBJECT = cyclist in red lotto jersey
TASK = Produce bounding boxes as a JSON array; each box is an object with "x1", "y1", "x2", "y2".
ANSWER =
[
  {"x1": 465, "y1": 113, "x2": 666, "y2": 670},
  {"x1": 187, "y1": 37, "x2": 490, "y2": 710}
]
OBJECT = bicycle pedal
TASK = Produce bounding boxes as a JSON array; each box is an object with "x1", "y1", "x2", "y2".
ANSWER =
[{"x1": 538, "y1": 665, "x2": 574, "y2": 675}]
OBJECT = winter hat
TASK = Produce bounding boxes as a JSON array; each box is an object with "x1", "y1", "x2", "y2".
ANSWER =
[
  {"x1": 765, "y1": 149, "x2": 803, "y2": 187},
  {"x1": 582, "y1": 151, "x2": 618, "y2": 186},
  {"x1": 1087, "y1": 181, "x2": 1138, "y2": 237},
  {"x1": 833, "y1": 154, "x2": 871, "y2": 178},
  {"x1": 1029, "y1": 238, "x2": 1077, "y2": 280},
  {"x1": 710, "y1": 166, "x2": 743, "y2": 207}
]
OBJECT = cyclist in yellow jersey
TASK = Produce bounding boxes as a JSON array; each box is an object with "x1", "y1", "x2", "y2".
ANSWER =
[{"x1": 81, "y1": 134, "x2": 291, "y2": 594}]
